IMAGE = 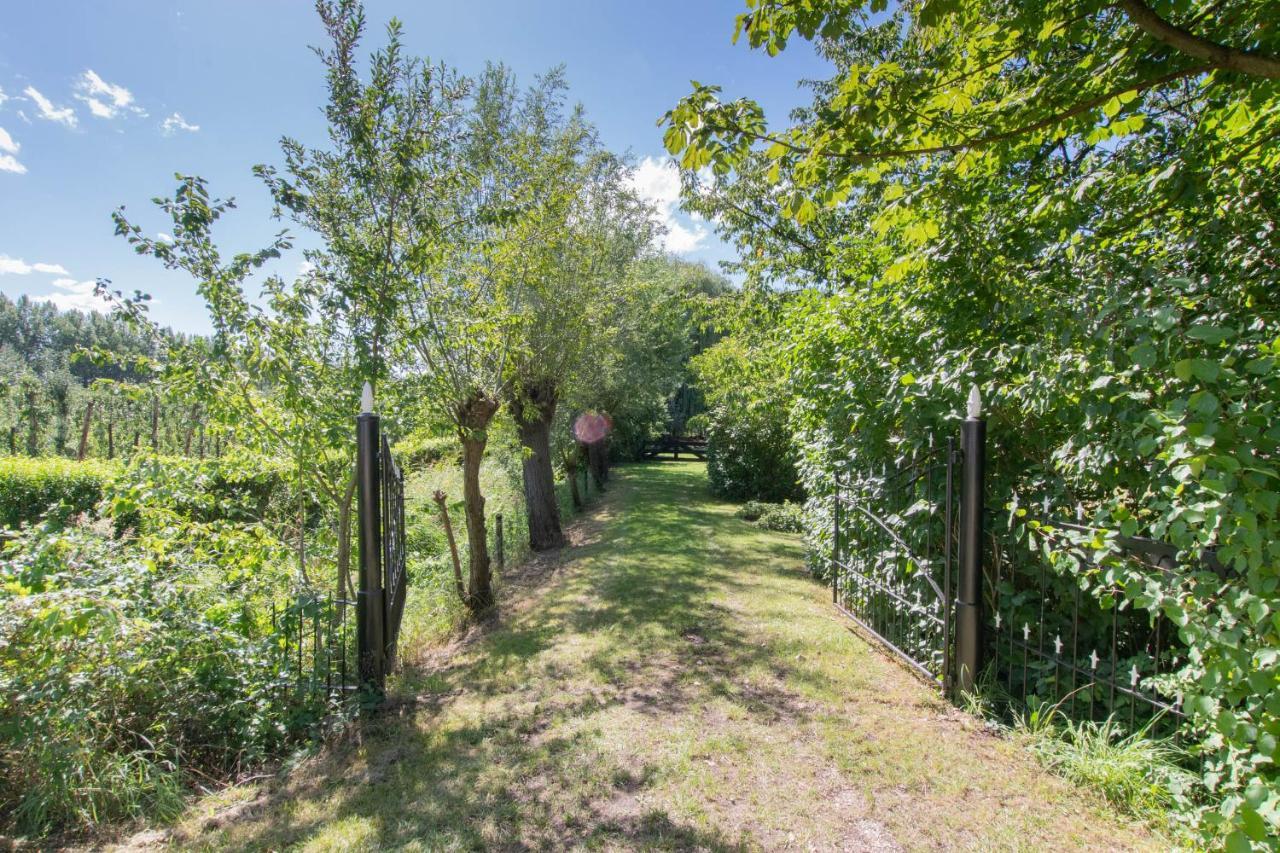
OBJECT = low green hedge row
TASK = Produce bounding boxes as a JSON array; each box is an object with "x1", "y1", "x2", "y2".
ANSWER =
[
  {"x1": 393, "y1": 433, "x2": 459, "y2": 468},
  {"x1": 0, "y1": 458, "x2": 119, "y2": 530},
  {"x1": 0, "y1": 455, "x2": 293, "y2": 530}
]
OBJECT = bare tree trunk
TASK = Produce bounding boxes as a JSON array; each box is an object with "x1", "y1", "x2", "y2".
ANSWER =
[
  {"x1": 150, "y1": 395, "x2": 159, "y2": 450},
  {"x1": 563, "y1": 450, "x2": 582, "y2": 510},
  {"x1": 433, "y1": 490, "x2": 467, "y2": 605},
  {"x1": 587, "y1": 440, "x2": 607, "y2": 490},
  {"x1": 76, "y1": 400, "x2": 95, "y2": 461},
  {"x1": 107, "y1": 413, "x2": 114, "y2": 459},
  {"x1": 183, "y1": 405, "x2": 200, "y2": 457},
  {"x1": 511, "y1": 380, "x2": 564, "y2": 551},
  {"x1": 457, "y1": 394, "x2": 498, "y2": 612},
  {"x1": 25, "y1": 388, "x2": 40, "y2": 456}
]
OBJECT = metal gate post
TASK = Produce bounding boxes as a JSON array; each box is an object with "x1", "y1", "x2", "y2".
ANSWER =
[
  {"x1": 356, "y1": 383, "x2": 386, "y2": 697},
  {"x1": 955, "y1": 385, "x2": 986, "y2": 696}
]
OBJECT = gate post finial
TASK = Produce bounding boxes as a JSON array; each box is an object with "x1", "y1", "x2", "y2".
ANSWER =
[
  {"x1": 361, "y1": 382, "x2": 375, "y2": 415},
  {"x1": 967, "y1": 384, "x2": 982, "y2": 419}
]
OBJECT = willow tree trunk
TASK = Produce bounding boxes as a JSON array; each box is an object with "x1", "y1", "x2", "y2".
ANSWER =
[
  {"x1": 511, "y1": 381, "x2": 565, "y2": 551},
  {"x1": 458, "y1": 395, "x2": 499, "y2": 611},
  {"x1": 587, "y1": 440, "x2": 607, "y2": 490},
  {"x1": 564, "y1": 453, "x2": 582, "y2": 510},
  {"x1": 76, "y1": 400, "x2": 95, "y2": 460}
]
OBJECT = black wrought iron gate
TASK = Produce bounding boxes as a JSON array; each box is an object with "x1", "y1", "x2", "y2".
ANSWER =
[
  {"x1": 832, "y1": 438, "x2": 960, "y2": 689},
  {"x1": 356, "y1": 384, "x2": 408, "y2": 698},
  {"x1": 831, "y1": 396, "x2": 987, "y2": 696}
]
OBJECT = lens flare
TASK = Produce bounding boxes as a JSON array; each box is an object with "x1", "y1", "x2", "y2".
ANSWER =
[{"x1": 573, "y1": 411, "x2": 611, "y2": 444}]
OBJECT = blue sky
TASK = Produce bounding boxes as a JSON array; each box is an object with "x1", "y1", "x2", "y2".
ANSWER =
[{"x1": 0, "y1": 1, "x2": 830, "y2": 333}]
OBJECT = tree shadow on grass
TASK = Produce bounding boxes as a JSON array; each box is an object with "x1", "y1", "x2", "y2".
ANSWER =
[{"x1": 202, "y1": 462, "x2": 823, "y2": 850}]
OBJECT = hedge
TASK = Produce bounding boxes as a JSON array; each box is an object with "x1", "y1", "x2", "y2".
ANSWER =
[{"x1": 0, "y1": 458, "x2": 119, "y2": 530}]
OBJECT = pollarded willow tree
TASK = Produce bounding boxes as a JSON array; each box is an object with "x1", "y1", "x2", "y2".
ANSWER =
[
  {"x1": 504, "y1": 141, "x2": 657, "y2": 550},
  {"x1": 663, "y1": 0, "x2": 1280, "y2": 844}
]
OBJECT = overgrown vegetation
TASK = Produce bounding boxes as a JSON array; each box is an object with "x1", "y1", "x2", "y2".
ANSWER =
[
  {"x1": 0, "y1": 1, "x2": 718, "y2": 841},
  {"x1": 665, "y1": 0, "x2": 1280, "y2": 845}
]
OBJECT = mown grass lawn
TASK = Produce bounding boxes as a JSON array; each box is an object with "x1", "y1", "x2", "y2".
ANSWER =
[{"x1": 166, "y1": 461, "x2": 1164, "y2": 851}]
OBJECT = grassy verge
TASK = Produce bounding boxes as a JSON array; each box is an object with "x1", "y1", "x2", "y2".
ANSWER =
[
  {"x1": 394, "y1": 447, "x2": 598, "y2": 668},
  {"x1": 169, "y1": 461, "x2": 1166, "y2": 850}
]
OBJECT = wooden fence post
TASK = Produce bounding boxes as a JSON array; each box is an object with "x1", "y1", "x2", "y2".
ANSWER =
[{"x1": 495, "y1": 512, "x2": 505, "y2": 572}]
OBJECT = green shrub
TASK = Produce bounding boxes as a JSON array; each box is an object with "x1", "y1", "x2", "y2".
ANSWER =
[
  {"x1": 705, "y1": 405, "x2": 802, "y2": 503},
  {"x1": 0, "y1": 457, "x2": 119, "y2": 530},
  {"x1": 736, "y1": 500, "x2": 804, "y2": 532},
  {"x1": 684, "y1": 412, "x2": 710, "y2": 436},
  {"x1": 756, "y1": 501, "x2": 804, "y2": 533},
  {"x1": 736, "y1": 500, "x2": 767, "y2": 522},
  {"x1": 109, "y1": 454, "x2": 292, "y2": 529},
  {"x1": 394, "y1": 433, "x2": 459, "y2": 469}
]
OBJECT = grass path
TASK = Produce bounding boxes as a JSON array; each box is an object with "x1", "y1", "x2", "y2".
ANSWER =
[{"x1": 171, "y1": 462, "x2": 1161, "y2": 851}]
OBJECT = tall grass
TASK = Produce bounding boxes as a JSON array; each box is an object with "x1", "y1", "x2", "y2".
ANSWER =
[{"x1": 959, "y1": 677, "x2": 1198, "y2": 835}]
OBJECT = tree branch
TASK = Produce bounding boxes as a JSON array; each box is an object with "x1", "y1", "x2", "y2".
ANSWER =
[
  {"x1": 708, "y1": 64, "x2": 1211, "y2": 164},
  {"x1": 1117, "y1": 0, "x2": 1280, "y2": 78}
]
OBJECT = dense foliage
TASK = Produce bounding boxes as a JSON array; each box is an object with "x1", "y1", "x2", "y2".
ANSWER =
[
  {"x1": 666, "y1": 0, "x2": 1280, "y2": 845},
  {"x1": 0, "y1": 460, "x2": 321, "y2": 837}
]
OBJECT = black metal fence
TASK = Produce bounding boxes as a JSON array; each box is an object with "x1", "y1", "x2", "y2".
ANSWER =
[
  {"x1": 988, "y1": 514, "x2": 1189, "y2": 736},
  {"x1": 270, "y1": 591, "x2": 358, "y2": 717},
  {"x1": 831, "y1": 390, "x2": 1191, "y2": 735}
]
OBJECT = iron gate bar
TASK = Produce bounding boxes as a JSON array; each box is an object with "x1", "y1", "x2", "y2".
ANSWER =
[
  {"x1": 835, "y1": 601, "x2": 940, "y2": 682},
  {"x1": 839, "y1": 499, "x2": 948, "y2": 604}
]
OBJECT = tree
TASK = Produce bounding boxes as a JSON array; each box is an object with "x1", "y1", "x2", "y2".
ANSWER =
[
  {"x1": 505, "y1": 141, "x2": 656, "y2": 550},
  {"x1": 109, "y1": 175, "x2": 366, "y2": 598},
  {"x1": 260, "y1": 2, "x2": 607, "y2": 608}
]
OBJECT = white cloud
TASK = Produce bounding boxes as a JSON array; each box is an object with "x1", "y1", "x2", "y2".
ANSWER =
[
  {"x1": 160, "y1": 112, "x2": 199, "y2": 135},
  {"x1": 0, "y1": 129, "x2": 23, "y2": 174},
  {"x1": 23, "y1": 86, "x2": 77, "y2": 128},
  {"x1": 74, "y1": 70, "x2": 145, "y2": 119},
  {"x1": 0, "y1": 85, "x2": 8, "y2": 110},
  {"x1": 157, "y1": 232, "x2": 173, "y2": 243},
  {"x1": 35, "y1": 278, "x2": 102, "y2": 312},
  {"x1": 0, "y1": 255, "x2": 69, "y2": 275},
  {"x1": 0, "y1": 126, "x2": 23, "y2": 172},
  {"x1": 626, "y1": 156, "x2": 709, "y2": 254}
]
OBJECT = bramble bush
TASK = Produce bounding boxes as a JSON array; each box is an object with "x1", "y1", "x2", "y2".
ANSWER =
[{"x1": 0, "y1": 455, "x2": 342, "y2": 839}]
